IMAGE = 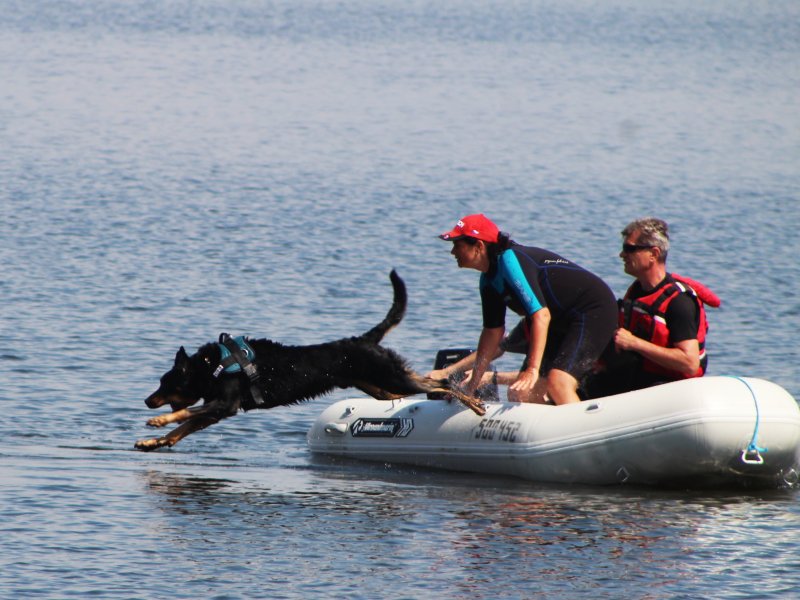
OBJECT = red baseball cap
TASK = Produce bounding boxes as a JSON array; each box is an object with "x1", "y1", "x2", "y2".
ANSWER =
[{"x1": 439, "y1": 214, "x2": 500, "y2": 243}]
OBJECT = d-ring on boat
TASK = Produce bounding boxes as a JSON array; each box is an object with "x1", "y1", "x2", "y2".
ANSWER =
[{"x1": 307, "y1": 376, "x2": 800, "y2": 488}]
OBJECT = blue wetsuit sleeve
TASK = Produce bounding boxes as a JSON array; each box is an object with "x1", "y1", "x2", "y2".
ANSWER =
[{"x1": 498, "y1": 250, "x2": 545, "y2": 315}]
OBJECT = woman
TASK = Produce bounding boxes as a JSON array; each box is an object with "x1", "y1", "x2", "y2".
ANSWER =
[{"x1": 439, "y1": 213, "x2": 617, "y2": 405}]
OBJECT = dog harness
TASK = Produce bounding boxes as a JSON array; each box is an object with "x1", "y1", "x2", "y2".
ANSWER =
[{"x1": 214, "y1": 333, "x2": 265, "y2": 406}]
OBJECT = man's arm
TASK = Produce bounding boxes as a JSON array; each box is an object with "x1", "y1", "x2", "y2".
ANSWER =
[
  {"x1": 509, "y1": 307, "x2": 550, "y2": 392},
  {"x1": 426, "y1": 345, "x2": 506, "y2": 381},
  {"x1": 614, "y1": 330, "x2": 700, "y2": 375},
  {"x1": 615, "y1": 294, "x2": 701, "y2": 375}
]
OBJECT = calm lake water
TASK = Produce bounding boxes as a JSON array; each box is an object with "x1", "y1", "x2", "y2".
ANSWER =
[{"x1": 1, "y1": 1, "x2": 799, "y2": 598}]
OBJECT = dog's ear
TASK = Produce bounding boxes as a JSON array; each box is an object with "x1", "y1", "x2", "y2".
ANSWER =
[{"x1": 175, "y1": 346, "x2": 189, "y2": 365}]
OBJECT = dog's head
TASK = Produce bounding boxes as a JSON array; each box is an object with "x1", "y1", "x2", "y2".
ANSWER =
[{"x1": 145, "y1": 345, "x2": 217, "y2": 411}]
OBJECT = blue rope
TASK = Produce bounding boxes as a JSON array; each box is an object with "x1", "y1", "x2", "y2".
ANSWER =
[{"x1": 728, "y1": 376, "x2": 768, "y2": 462}]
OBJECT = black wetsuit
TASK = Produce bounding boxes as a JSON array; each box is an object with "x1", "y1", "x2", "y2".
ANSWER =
[{"x1": 480, "y1": 244, "x2": 617, "y2": 381}]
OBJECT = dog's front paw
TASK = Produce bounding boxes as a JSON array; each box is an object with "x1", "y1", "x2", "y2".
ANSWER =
[
  {"x1": 134, "y1": 437, "x2": 168, "y2": 452},
  {"x1": 146, "y1": 415, "x2": 171, "y2": 428}
]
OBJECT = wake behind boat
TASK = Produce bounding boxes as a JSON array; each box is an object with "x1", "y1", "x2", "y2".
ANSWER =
[{"x1": 307, "y1": 376, "x2": 800, "y2": 488}]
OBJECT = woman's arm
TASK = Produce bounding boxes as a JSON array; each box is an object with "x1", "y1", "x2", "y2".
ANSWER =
[{"x1": 462, "y1": 326, "x2": 505, "y2": 395}]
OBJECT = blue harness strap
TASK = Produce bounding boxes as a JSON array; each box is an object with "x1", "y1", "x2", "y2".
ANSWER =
[
  {"x1": 215, "y1": 335, "x2": 256, "y2": 374},
  {"x1": 215, "y1": 333, "x2": 265, "y2": 406}
]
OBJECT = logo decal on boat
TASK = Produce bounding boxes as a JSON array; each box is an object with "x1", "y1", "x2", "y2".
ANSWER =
[{"x1": 350, "y1": 418, "x2": 414, "y2": 438}]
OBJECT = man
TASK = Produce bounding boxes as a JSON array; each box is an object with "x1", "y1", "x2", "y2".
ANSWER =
[{"x1": 602, "y1": 217, "x2": 719, "y2": 393}]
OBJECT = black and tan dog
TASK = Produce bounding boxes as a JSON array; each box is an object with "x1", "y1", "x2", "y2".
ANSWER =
[{"x1": 134, "y1": 270, "x2": 485, "y2": 451}]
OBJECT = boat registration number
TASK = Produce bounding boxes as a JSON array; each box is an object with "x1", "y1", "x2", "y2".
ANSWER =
[{"x1": 475, "y1": 418, "x2": 521, "y2": 442}]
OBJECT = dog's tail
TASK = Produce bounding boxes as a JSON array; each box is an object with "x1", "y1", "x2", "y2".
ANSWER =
[{"x1": 360, "y1": 269, "x2": 407, "y2": 344}]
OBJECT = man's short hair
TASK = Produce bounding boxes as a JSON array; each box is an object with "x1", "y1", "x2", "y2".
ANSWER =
[{"x1": 621, "y1": 217, "x2": 670, "y2": 262}]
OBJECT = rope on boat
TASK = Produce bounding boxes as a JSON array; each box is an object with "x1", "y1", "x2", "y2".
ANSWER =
[{"x1": 729, "y1": 376, "x2": 768, "y2": 464}]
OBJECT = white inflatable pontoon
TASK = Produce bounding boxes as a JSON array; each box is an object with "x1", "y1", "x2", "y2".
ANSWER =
[{"x1": 308, "y1": 376, "x2": 800, "y2": 488}]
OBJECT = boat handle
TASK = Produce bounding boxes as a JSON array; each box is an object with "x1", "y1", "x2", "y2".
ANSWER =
[
  {"x1": 324, "y1": 422, "x2": 348, "y2": 435},
  {"x1": 584, "y1": 402, "x2": 602, "y2": 413},
  {"x1": 741, "y1": 448, "x2": 765, "y2": 465}
]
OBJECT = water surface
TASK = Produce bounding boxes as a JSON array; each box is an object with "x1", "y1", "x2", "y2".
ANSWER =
[{"x1": 1, "y1": 1, "x2": 799, "y2": 598}]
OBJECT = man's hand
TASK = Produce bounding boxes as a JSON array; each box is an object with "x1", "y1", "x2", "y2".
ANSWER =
[
  {"x1": 614, "y1": 328, "x2": 640, "y2": 352},
  {"x1": 509, "y1": 368, "x2": 539, "y2": 392}
]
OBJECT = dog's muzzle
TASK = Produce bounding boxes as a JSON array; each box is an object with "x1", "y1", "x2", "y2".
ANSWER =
[{"x1": 145, "y1": 391, "x2": 195, "y2": 410}]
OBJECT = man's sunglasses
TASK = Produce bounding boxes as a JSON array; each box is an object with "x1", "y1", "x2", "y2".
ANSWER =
[{"x1": 622, "y1": 243, "x2": 654, "y2": 253}]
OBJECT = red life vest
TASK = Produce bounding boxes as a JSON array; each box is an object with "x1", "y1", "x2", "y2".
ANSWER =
[{"x1": 619, "y1": 274, "x2": 717, "y2": 380}]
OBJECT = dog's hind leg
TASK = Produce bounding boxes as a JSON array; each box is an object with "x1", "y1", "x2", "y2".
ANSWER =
[
  {"x1": 407, "y1": 373, "x2": 486, "y2": 416},
  {"x1": 356, "y1": 376, "x2": 486, "y2": 416},
  {"x1": 428, "y1": 386, "x2": 486, "y2": 416},
  {"x1": 134, "y1": 415, "x2": 221, "y2": 451}
]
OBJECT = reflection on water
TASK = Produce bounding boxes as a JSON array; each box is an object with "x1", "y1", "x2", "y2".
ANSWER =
[{"x1": 137, "y1": 466, "x2": 800, "y2": 598}]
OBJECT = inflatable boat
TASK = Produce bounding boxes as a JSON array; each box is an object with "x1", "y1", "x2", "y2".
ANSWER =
[{"x1": 307, "y1": 376, "x2": 800, "y2": 488}]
